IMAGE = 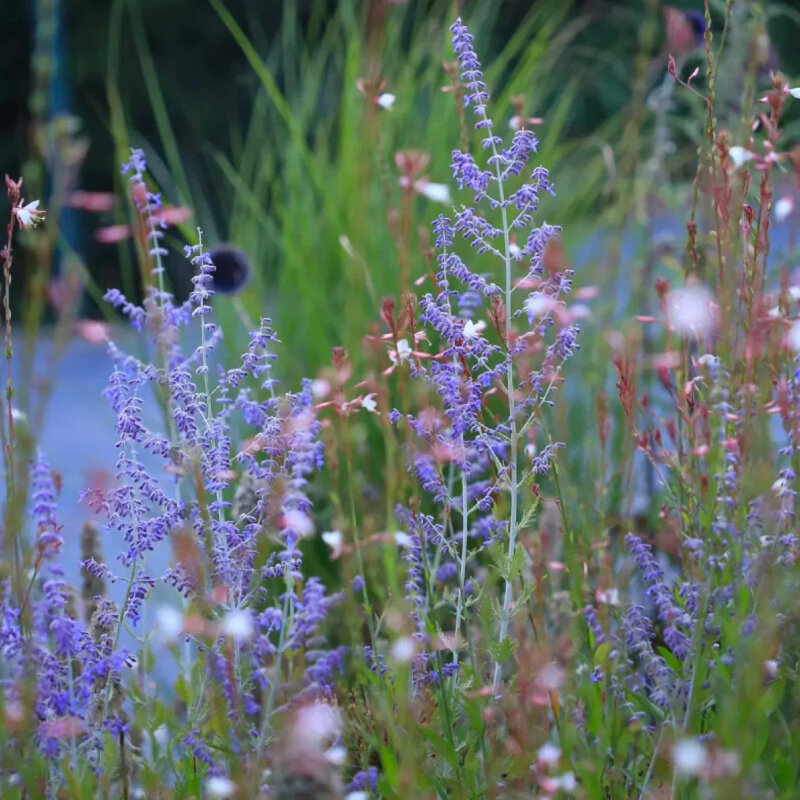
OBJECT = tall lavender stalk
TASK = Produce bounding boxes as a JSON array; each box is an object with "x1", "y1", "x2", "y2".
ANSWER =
[{"x1": 397, "y1": 19, "x2": 578, "y2": 695}]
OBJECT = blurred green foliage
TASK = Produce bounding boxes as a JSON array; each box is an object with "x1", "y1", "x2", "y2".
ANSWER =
[
  {"x1": 3, "y1": 0, "x2": 799, "y2": 372},
  {"x1": 0, "y1": 3, "x2": 790, "y2": 326}
]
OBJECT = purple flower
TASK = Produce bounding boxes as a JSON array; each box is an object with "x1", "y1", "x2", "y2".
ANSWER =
[{"x1": 30, "y1": 451, "x2": 62, "y2": 556}]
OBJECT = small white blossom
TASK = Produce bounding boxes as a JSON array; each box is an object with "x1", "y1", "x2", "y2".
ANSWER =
[
  {"x1": 14, "y1": 199, "x2": 46, "y2": 230},
  {"x1": 390, "y1": 339, "x2": 412, "y2": 365},
  {"x1": 525, "y1": 291, "x2": 551, "y2": 322},
  {"x1": 673, "y1": 739, "x2": 707, "y2": 776},
  {"x1": 666, "y1": 284, "x2": 715, "y2": 338},
  {"x1": 221, "y1": 609, "x2": 254, "y2": 642},
  {"x1": 155, "y1": 605, "x2": 184, "y2": 641},
  {"x1": 322, "y1": 530, "x2": 344, "y2": 560},
  {"x1": 311, "y1": 378, "x2": 331, "y2": 399},
  {"x1": 789, "y1": 321, "x2": 800, "y2": 352},
  {"x1": 362, "y1": 393, "x2": 378, "y2": 413},
  {"x1": 377, "y1": 92, "x2": 396, "y2": 110},
  {"x1": 293, "y1": 703, "x2": 341, "y2": 747},
  {"x1": 765, "y1": 659, "x2": 779, "y2": 680},
  {"x1": 597, "y1": 588, "x2": 620, "y2": 606},
  {"x1": 775, "y1": 195, "x2": 794, "y2": 222},
  {"x1": 772, "y1": 477, "x2": 788, "y2": 493},
  {"x1": 325, "y1": 745, "x2": 347, "y2": 765},
  {"x1": 551, "y1": 772, "x2": 577, "y2": 792},
  {"x1": 345, "y1": 793, "x2": 369, "y2": 800},
  {"x1": 390, "y1": 636, "x2": 416, "y2": 663},
  {"x1": 152, "y1": 724, "x2": 168, "y2": 748},
  {"x1": 536, "y1": 742, "x2": 561, "y2": 765},
  {"x1": 728, "y1": 146, "x2": 754, "y2": 168},
  {"x1": 463, "y1": 319, "x2": 486, "y2": 339},
  {"x1": 284, "y1": 509, "x2": 314, "y2": 538},
  {"x1": 790, "y1": 87, "x2": 800, "y2": 99},
  {"x1": 394, "y1": 531, "x2": 412, "y2": 548},
  {"x1": 206, "y1": 775, "x2": 236, "y2": 798},
  {"x1": 417, "y1": 181, "x2": 451, "y2": 204}
]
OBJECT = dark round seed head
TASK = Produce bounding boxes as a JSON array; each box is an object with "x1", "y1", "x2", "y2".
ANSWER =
[{"x1": 208, "y1": 245, "x2": 251, "y2": 294}]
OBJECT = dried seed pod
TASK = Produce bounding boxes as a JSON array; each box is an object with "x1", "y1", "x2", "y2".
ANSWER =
[
  {"x1": 270, "y1": 746, "x2": 344, "y2": 800},
  {"x1": 80, "y1": 521, "x2": 106, "y2": 623},
  {"x1": 233, "y1": 470, "x2": 265, "y2": 526}
]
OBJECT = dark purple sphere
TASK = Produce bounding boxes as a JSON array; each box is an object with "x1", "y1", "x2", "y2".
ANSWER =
[{"x1": 208, "y1": 245, "x2": 251, "y2": 295}]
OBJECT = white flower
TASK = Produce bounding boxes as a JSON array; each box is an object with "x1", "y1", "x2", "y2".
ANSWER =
[
  {"x1": 536, "y1": 742, "x2": 561, "y2": 765},
  {"x1": 551, "y1": 772, "x2": 577, "y2": 792},
  {"x1": 155, "y1": 605, "x2": 184, "y2": 641},
  {"x1": 14, "y1": 199, "x2": 46, "y2": 230},
  {"x1": 416, "y1": 181, "x2": 451, "y2": 204},
  {"x1": 311, "y1": 378, "x2": 331, "y2": 399},
  {"x1": 322, "y1": 530, "x2": 344, "y2": 560},
  {"x1": 666, "y1": 284, "x2": 715, "y2": 338},
  {"x1": 345, "y1": 793, "x2": 369, "y2": 800},
  {"x1": 728, "y1": 146, "x2": 754, "y2": 168},
  {"x1": 390, "y1": 339, "x2": 412, "y2": 365},
  {"x1": 390, "y1": 636, "x2": 416, "y2": 662},
  {"x1": 393, "y1": 531, "x2": 412, "y2": 548},
  {"x1": 596, "y1": 588, "x2": 620, "y2": 606},
  {"x1": 765, "y1": 659, "x2": 779, "y2": 680},
  {"x1": 221, "y1": 609, "x2": 254, "y2": 642},
  {"x1": 325, "y1": 745, "x2": 347, "y2": 765},
  {"x1": 509, "y1": 241, "x2": 521, "y2": 258},
  {"x1": 524, "y1": 291, "x2": 551, "y2": 322},
  {"x1": 377, "y1": 92, "x2": 396, "y2": 110},
  {"x1": 789, "y1": 321, "x2": 800, "y2": 352},
  {"x1": 283, "y1": 509, "x2": 314, "y2": 538},
  {"x1": 697, "y1": 353, "x2": 719, "y2": 368},
  {"x1": 775, "y1": 195, "x2": 794, "y2": 222},
  {"x1": 152, "y1": 724, "x2": 168, "y2": 748},
  {"x1": 362, "y1": 393, "x2": 378, "y2": 413},
  {"x1": 790, "y1": 87, "x2": 800, "y2": 99},
  {"x1": 463, "y1": 319, "x2": 486, "y2": 339},
  {"x1": 206, "y1": 775, "x2": 236, "y2": 798},
  {"x1": 789, "y1": 286, "x2": 800, "y2": 302},
  {"x1": 673, "y1": 738, "x2": 707, "y2": 776},
  {"x1": 293, "y1": 703, "x2": 341, "y2": 747}
]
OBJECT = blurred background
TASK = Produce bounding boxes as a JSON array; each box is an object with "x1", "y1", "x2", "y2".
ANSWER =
[
  {"x1": 2, "y1": 0, "x2": 800, "y2": 577},
  {"x1": 4, "y1": 2, "x2": 798, "y2": 353}
]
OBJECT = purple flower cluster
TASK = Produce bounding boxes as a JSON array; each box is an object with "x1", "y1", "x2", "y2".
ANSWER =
[
  {"x1": 0, "y1": 149, "x2": 342, "y2": 769},
  {"x1": 390, "y1": 19, "x2": 579, "y2": 691}
]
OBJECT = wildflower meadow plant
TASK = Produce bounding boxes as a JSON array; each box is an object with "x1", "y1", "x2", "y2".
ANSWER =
[
  {"x1": 1, "y1": 149, "x2": 347, "y2": 796},
  {"x1": 5, "y1": 8, "x2": 800, "y2": 800},
  {"x1": 388, "y1": 17, "x2": 577, "y2": 696}
]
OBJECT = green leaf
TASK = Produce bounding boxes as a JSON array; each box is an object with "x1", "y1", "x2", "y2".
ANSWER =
[{"x1": 488, "y1": 636, "x2": 516, "y2": 665}]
